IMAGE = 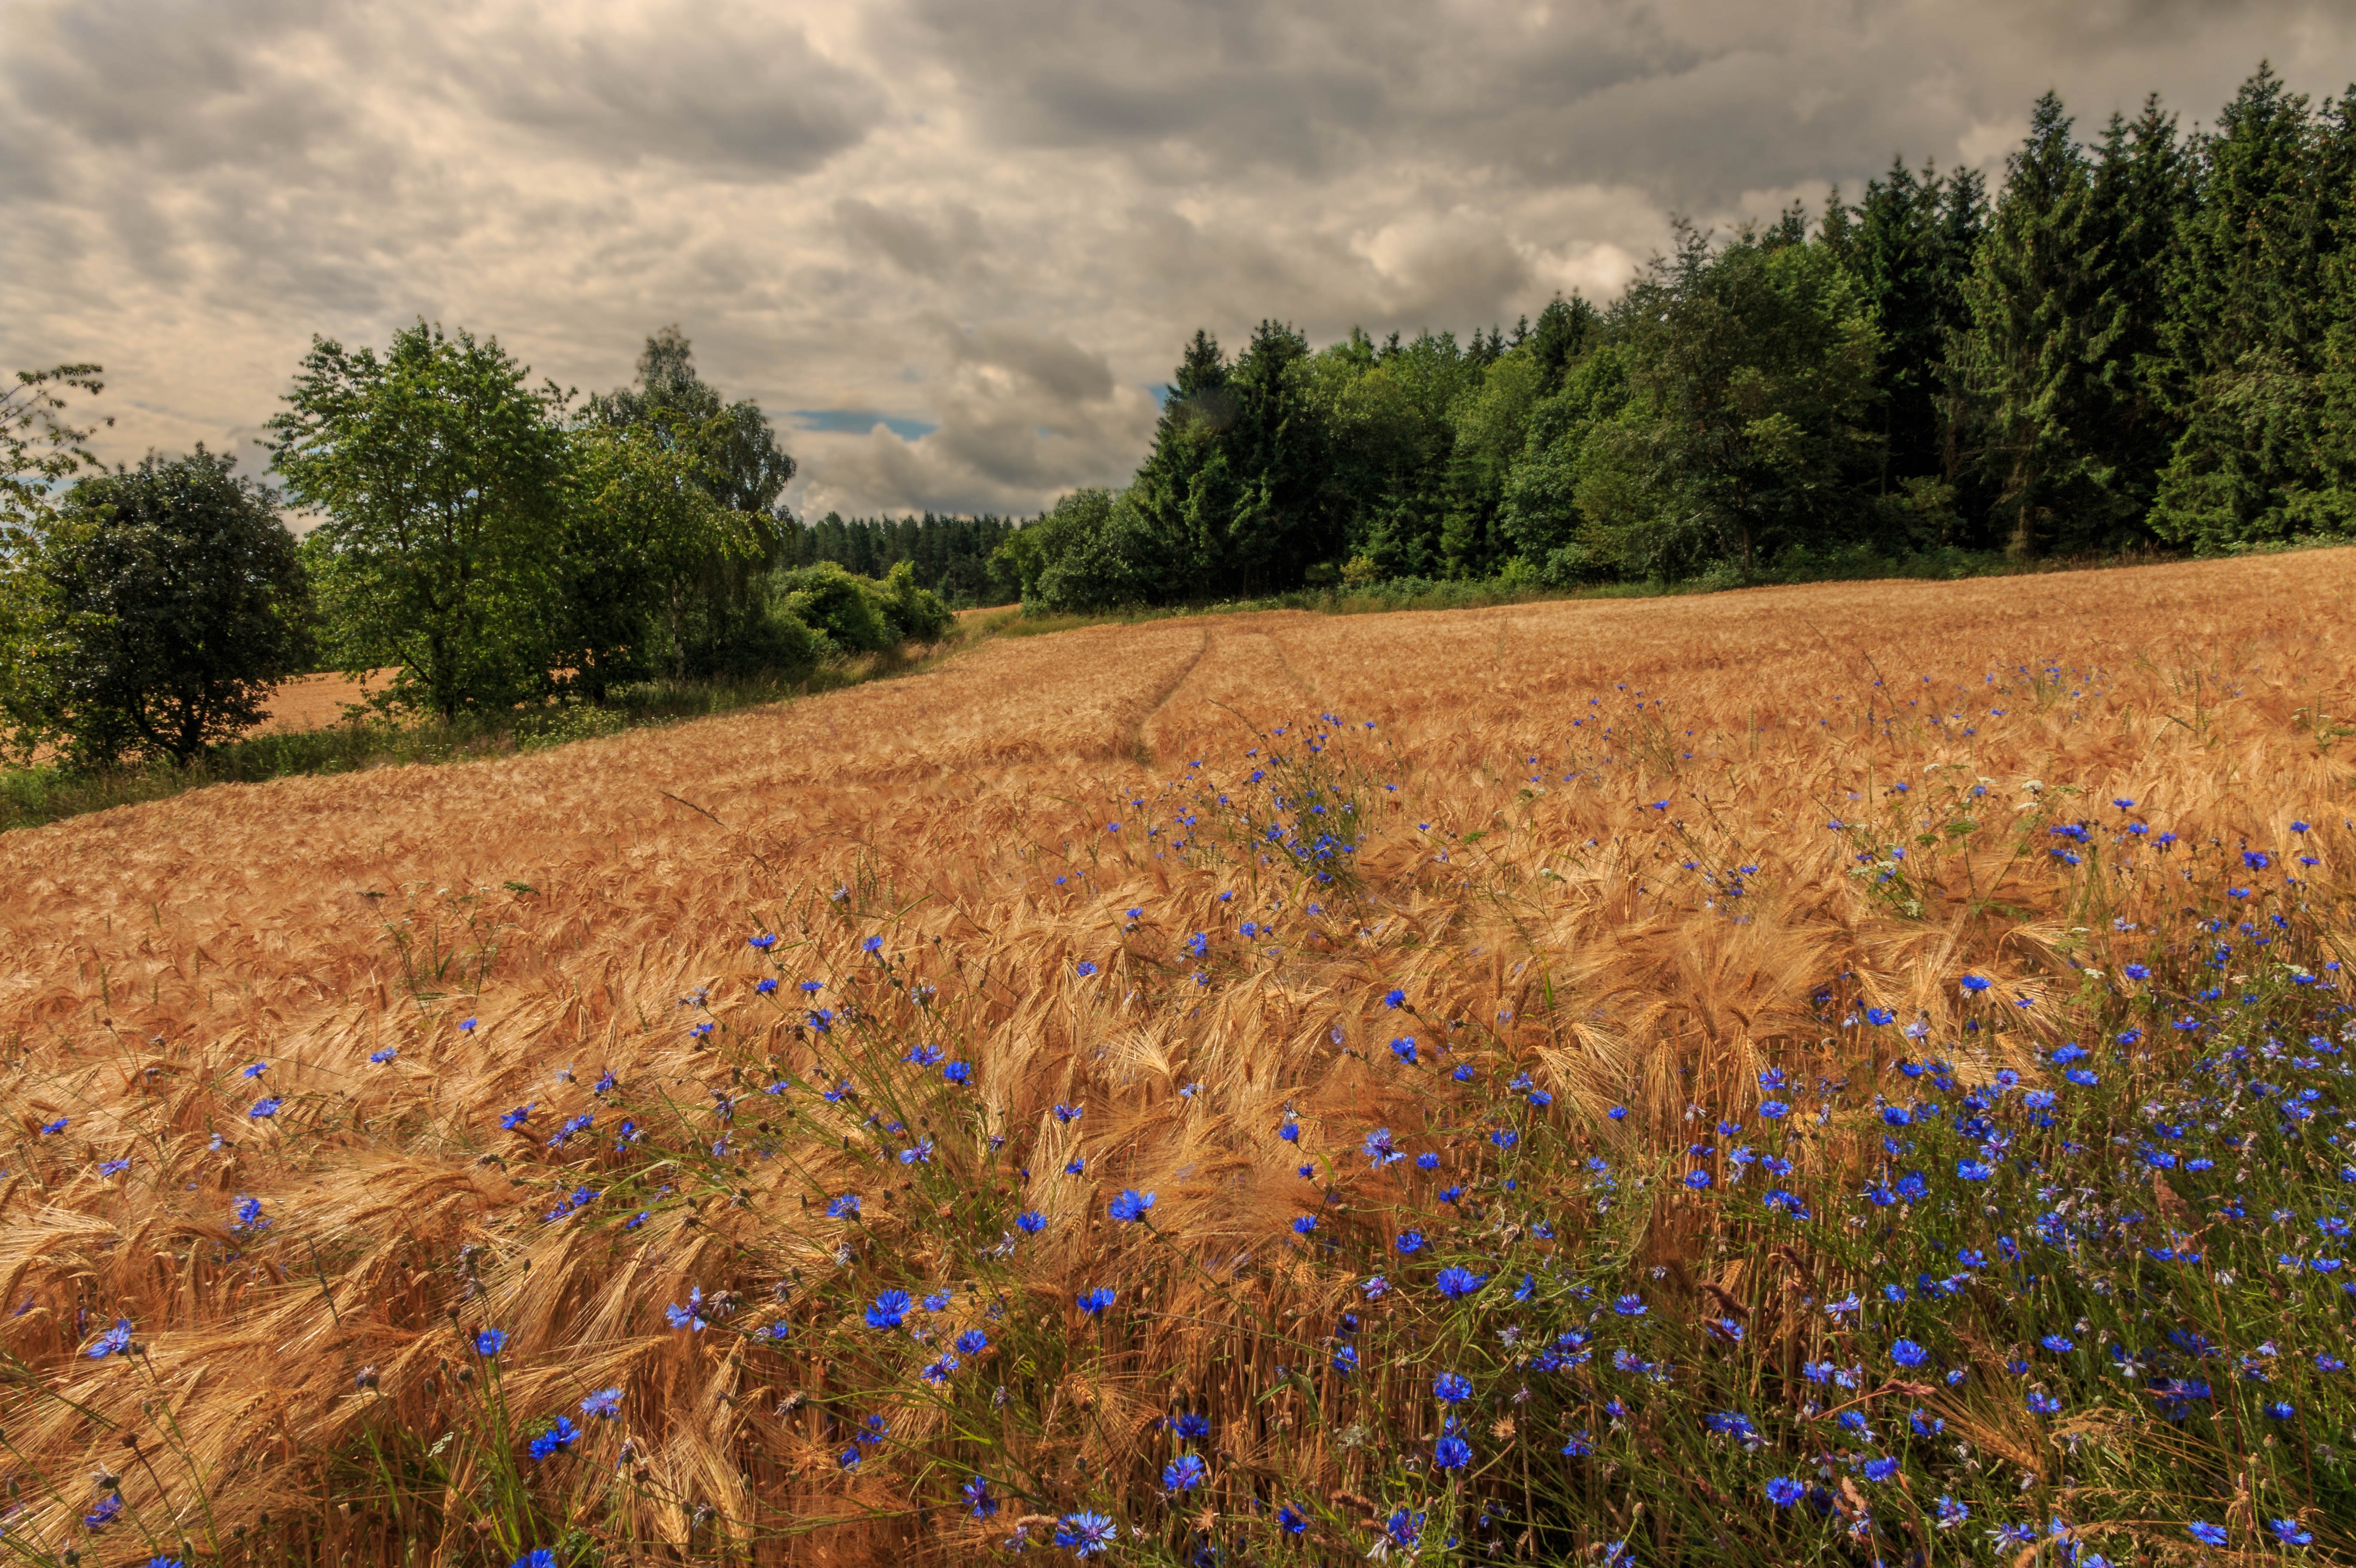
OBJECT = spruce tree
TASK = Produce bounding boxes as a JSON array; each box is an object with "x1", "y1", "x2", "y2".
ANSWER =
[
  {"x1": 1957, "y1": 93, "x2": 2123, "y2": 557},
  {"x1": 2082, "y1": 95, "x2": 2193, "y2": 532},
  {"x1": 2153, "y1": 64, "x2": 2346, "y2": 547}
]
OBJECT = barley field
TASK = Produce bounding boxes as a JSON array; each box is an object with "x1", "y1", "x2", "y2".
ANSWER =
[{"x1": 4, "y1": 555, "x2": 2354, "y2": 1566}]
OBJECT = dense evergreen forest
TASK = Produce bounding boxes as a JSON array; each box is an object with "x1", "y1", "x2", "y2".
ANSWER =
[
  {"x1": 1013, "y1": 66, "x2": 2356, "y2": 610},
  {"x1": 785, "y1": 512, "x2": 1019, "y2": 606}
]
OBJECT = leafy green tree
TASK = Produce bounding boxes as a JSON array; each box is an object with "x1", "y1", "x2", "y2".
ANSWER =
[
  {"x1": 779, "y1": 563, "x2": 892, "y2": 653},
  {"x1": 1576, "y1": 226, "x2": 1880, "y2": 578},
  {"x1": 583, "y1": 327, "x2": 801, "y2": 662},
  {"x1": 1438, "y1": 352, "x2": 1541, "y2": 577},
  {"x1": 1313, "y1": 329, "x2": 1481, "y2": 579},
  {"x1": 1, "y1": 363, "x2": 108, "y2": 759},
  {"x1": 555, "y1": 427, "x2": 767, "y2": 699},
  {"x1": 36, "y1": 448, "x2": 312, "y2": 766},
  {"x1": 875, "y1": 560, "x2": 954, "y2": 642},
  {"x1": 995, "y1": 487, "x2": 1114, "y2": 604},
  {"x1": 2153, "y1": 65, "x2": 2349, "y2": 547},
  {"x1": 268, "y1": 323, "x2": 569, "y2": 720},
  {"x1": 1496, "y1": 345, "x2": 1631, "y2": 582}
]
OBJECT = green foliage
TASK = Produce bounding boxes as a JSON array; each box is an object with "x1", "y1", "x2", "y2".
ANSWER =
[
  {"x1": 778, "y1": 562, "x2": 895, "y2": 654},
  {"x1": 1119, "y1": 322, "x2": 1339, "y2": 600},
  {"x1": 1575, "y1": 227, "x2": 1881, "y2": 579},
  {"x1": 998, "y1": 486, "x2": 1116, "y2": 606},
  {"x1": 0, "y1": 363, "x2": 109, "y2": 759},
  {"x1": 561, "y1": 426, "x2": 776, "y2": 691},
  {"x1": 789, "y1": 511, "x2": 1019, "y2": 605},
  {"x1": 33, "y1": 448, "x2": 312, "y2": 768},
  {"x1": 581, "y1": 328, "x2": 802, "y2": 676},
  {"x1": 1008, "y1": 65, "x2": 2356, "y2": 600},
  {"x1": 875, "y1": 560, "x2": 954, "y2": 643},
  {"x1": 268, "y1": 322, "x2": 570, "y2": 721},
  {"x1": 2153, "y1": 65, "x2": 2356, "y2": 548},
  {"x1": 1957, "y1": 94, "x2": 2131, "y2": 557}
]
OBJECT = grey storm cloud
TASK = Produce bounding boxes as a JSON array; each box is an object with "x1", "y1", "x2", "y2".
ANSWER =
[{"x1": 1, "y1": 0, "x2": 2350, "y2": 518}]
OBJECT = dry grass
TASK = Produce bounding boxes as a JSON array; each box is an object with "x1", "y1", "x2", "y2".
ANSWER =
[{"x1": 3, "y1": 552, "x2": 2353, "y2": 1563}]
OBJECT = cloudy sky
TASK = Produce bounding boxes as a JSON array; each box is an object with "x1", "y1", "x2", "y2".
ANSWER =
[{"x1": 3, "y1": 1, "x2": 2352, "y2": 520}]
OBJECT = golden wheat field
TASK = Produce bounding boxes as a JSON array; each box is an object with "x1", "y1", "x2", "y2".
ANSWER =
[{"x1": 4, "y1": 554, "x2": 2354, "y2": 1565}]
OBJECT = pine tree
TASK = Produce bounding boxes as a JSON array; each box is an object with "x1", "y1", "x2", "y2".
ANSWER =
[
  {"x1": 1844, "y1": 157, "x2": 1984, "y2": 499},
  {"x1": 1956, "y1": 93, "x2": 2123, "y2": 557},
  {"x1": 2081, "y1": 94, "x2": 2193, "y2": 532},
  {"x1": 2153, "y1": 64, "x2": 2347, "y2": 546}
]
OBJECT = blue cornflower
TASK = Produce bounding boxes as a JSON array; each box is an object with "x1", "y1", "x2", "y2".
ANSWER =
[
  {"x1": 474, "y1": 1328, "x2": 508, "y2": 1357},
  {"x1": 1390, "y1": 1036, "x2": 1418, "y2": 1064},
  {"x1": 1163, "y1": 1452, "x2": 1206, "y2": 1490},
  {"x1": 748, "y1": 933, "x2": 776, "y2": 950},
  {"x1": 866, "y1": 1291, "x2": 911, "y2": 1330},
  {"x1": 1292, "y1": 1214, "x2": 1317, "y2": 1234},
  {"x1": 862, "y1": 936, "x2": 883, "y2": 952},
  {"x1": 1383, "y1": 988, "x2": 1407, "y2": 1008},
  {"x1": 964, "y1": 1476, "x2": 998, "y2": 1519},
  {"x1": 1108, "y1": 1189, "x2": 1156, "y2": 1223},
  {"x1": 2271, "y1": 1519, "x2": 2314, "y2": 1546},
  {"x1": 1385, "y1": 1510, "x2": 1423, "y2": 1549},
  {"x1": 955, "y1": 1329, "x2": 990, "y2": 1355},
  {"x1": 826, "y1": 1193, "x2": 861, "y2": 1219},
  {"x1": 1277, "y1": 1503, "x2": 1309, "y2": 1534},
  {"x1": 500, "y1": 1104, "x2": 533, "y2": 1130},
  {"x1": 944, "y1": 1061, "x2": 972, "y2": 1084},
  {"x1": 1765, "y1": 1476, "x2": 1804, "y2": 1507},
  {"x1": 1075, "y1": 961, "x2": 1098, "y2": 977},
  {"x1": 97, "y1": 1158, "x2": 130, "y2": 1176},
  {"x1": 1957, "y1": 1160, "x2": 1994, "y2": 1182},
  {"x1": 248, "y1": 1097, "x2": 283, "y2": 1119},
  {"x1": 1684, "y1": 1170, "x2": 1712, "y2": 1189},
  {"x1": 1076, "y1": 1286, "x2": 1116, "y2": 1316},
  {"x1": 87, "y1": 1319, "x2": 133, "y2": 1357},
  {"x1": 1892, "y1": 1339, "x2": 1929, "y2": 1367},
  {"x1": 1434, "y1": 1429, "x2": 1472, "y2": 1469},
  {"x1": 369, "y1": 1047, "x2": 398, "y2": 1064},
  {"x1": 1016, "y1": 1211, "x2": 1047, "y2": 1233},
  {"x1": 1959, "y1": 975, "x2": 1990, "y2": 994},
  {"x1": 2187, "y1": 1522, "x2": 2228, "y2": 1546},
  {"x1": 232, "y1": 1195, "x2": 266, "y2": 1230},
  {"x1": 1612, "y1": 1293, "x2": 1645, "y2": 1317},
  {"x1": 1861, "y1": 1456, "x2": 1899, "y2": 1482},
  {"x1": 582, "y1": 1387, "x2": 622, "y2": 1420},
  {"x1": 1396, "y1": 1230, "x2": 1426, "y2": 1254},
  {"x1": 1435, "y1": 1267, "x2": 1485, "y2": 1298},
  {"x1": 1055, "y1": 1512, "x2": 1118, "y2": 1556},
  {"x1": 528, "y1": 1417, "x2": 580, "y2": 1461},
  {"x1": 1434, "y1": 1372, "x2": 1471, "y2": 1403}
]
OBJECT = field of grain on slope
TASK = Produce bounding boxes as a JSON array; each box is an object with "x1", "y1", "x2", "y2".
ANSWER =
[{"x1": 2, "y1": 553, "x2": 2352, "y2": 1563}]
